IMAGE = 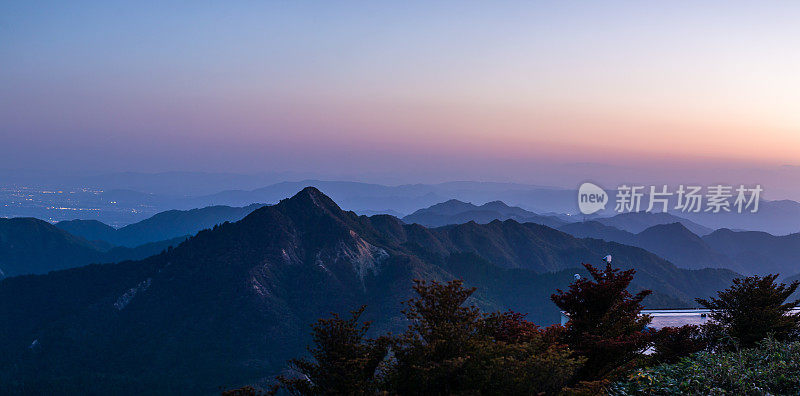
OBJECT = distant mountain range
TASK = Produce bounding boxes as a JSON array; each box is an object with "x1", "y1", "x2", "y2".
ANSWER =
[
  {"x1": 592, "y1": 212, "x2": 713, "y2": 235},
  {"x1": 0, "y1": 204, "x2": 265, "y2": 278},
  {"x1": 402, "y1": 199, "x2": 568, "y2": 228},
  {"x1": 560, "y1": 221, "x2": 800, "y2": 277},
  {"x1": 703, "y1": 228, "x2": 800, "y2": 277},
  {"x1": 559, "y1": 221, "x2": 746, "y2": 273},
  {"x1": 0, "y1": 218, "x2": 108, "y2": 277},
  {"x1": 57, "y1": 203, "x2": 265, "y2": 247},
  {"x1": 179, "y1": 181, "x2": 800, "y2": 235},
  {"x1": 180, "y1": 180, "x2": 580, "y2": 216},
  {"x1": 679, "y1": 199, "x2": 800, "y2": 236},
  {"x1": 403, "y1": 199, "x2": 800, "y2": 276},
  {"x1": 0, "y1": 218, "x2": 185, "y2": 278},
  {"x1": 6, "y1": 192, "x2": 798, "y2": 282},
  {"x1": 0, "y1": 187, "x2": 738, "y2": 393},
  {"x1": 4, "y1": 179, "x2": 800, "y2": 235}
]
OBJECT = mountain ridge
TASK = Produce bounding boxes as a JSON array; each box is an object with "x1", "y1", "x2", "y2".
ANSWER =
[
  {"x1": 0, "y1": 187, "x2": 739, "y2": 393},
  {"x1": 403, "y1": 199, "x2": 568, "y2": 229},
  {"x1": 0, "y1": 218, "x2": 187, "y2": 277},
  {"x1": 57, "y1": 203, "x2": 265, "y2": 247},
  {"x1": 559, "y1": 221, "x2": 747, "y2": 273}
]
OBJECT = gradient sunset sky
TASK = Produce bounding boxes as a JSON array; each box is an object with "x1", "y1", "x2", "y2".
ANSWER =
[{"x1": 2, "y1": 1, "x2": 799, "y2": 194}]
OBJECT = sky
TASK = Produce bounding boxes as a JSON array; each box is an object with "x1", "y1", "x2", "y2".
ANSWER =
[{"x1": 2, "y1": 1, "x2": 800, "y2": 195}]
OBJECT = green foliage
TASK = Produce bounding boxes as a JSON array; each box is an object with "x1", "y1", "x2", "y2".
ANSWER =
[
  {"x1": 610, "y1": 338, "x2": 800, "y2": 395},
  {"x1": 551, "y1": 263, "x2": 653, "y2": 383},
  {"x1": 275, "y1": 306, "x2": 389, "y2": 396},
  {"x1": 476, "y1": 311, "x2": 584, "y2": 395},
  {"x1": 388, "y1": 279, "x2": 485, "y2": 394},
  {"x1": 387, "y1": 280, "x2": 582, "y2": 395},
  {"x1": 274, "y1": 280, "x2": 582, "y2": 395},
  {"x1": 696, "y1": 274, "x2": 800, "y2": 348}
]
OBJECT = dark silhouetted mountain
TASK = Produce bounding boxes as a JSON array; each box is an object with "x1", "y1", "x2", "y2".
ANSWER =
[
  {"x1": 181, "y1": 181, "x2": 800, "y2": 236},
  {"x1": 422, "y1": 219, "x2": 738, "y2": 301},
  {"x1": 57, "y1": 203, "x2": 265, "y2": 247},
  {"x1": 0, "y1": 187, "x2": 738, "y2": 394},
  {"x1": 559, "y1": 221, "x2": 745, "y2": 273},
  {"x1": 180, "y1": 180, "x2": 581, "y2": 216},
  {"x1": 101, "y1": 236, "x2": 189, "y2": 263},
  {"x1": 703, "y1": 228, "x2": 800, "y2": 276},
  {"x1": 0, "y1": 218, "x2": 106, "y2": 277},
  {"x1": 2, "y1": 203, "x2": 264, "y2": 277},
  {"x1": 595, "y1": 212, "x2": 713, "y2": 235},
  {"x1": 403, "y1": 199, "x2": 568, "y2": 228},
  {"x1": 55, "y1": 219, "x2": 118, "y2": 245},
  {"x1": 0, "y1": 218, "x2": 187, "y2": 278},
  {"x1": 12, "y1": 177, "x2": 800, "y2": 235},
  {"x1": 409, "y1": 199, "x2": 478, "y2": 216},
  {"x1": 635, "y1": 223, "x2": 746, "y2": 273}
]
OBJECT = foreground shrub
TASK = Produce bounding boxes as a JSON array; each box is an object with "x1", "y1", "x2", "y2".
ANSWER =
[
  {"x1": 551, "y1": 263, "x2": 653, "y2": 383},
  {"x1": 696, "y1": 274, "x2": 800, "y2": 348},
  {"x1": 387, "y1": 280, "x2": 582, "y2": 395},
  {"x1": 268, "y1": 264, "x2": 662, "y2": 395},
  {"x1": 270, "y1": 280, "x2": 582, "y2": 395},
  {"x1": 610, "y1": 338, "x2": 800, "y2": 395},
  {"x1": 275, "y1": 306, "x2": 389, "y2": 395}
]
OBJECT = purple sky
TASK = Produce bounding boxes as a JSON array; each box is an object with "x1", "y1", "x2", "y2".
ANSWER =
[{"x1": 2, "y1": 1, "x2": 799, "y2": 197}]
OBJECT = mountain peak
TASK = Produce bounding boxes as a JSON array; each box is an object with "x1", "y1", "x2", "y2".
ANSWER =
[
  {"x1": 639, "y1": 222, "x2": 700, "y2": 241},
  {"x1": 282, "y1": 186, "x2": 341, "y2": 210},
  {"x1": 253, "y1": 186, "x2": 353, "y2": 230},
  {"x1": 0, "y1": 188, "x2": 745, "y2": 393},
  {"x1": 597, "y1": 212, "x2": 712, "y2": 235},
  {"x1": 641, "y1": 221, "x2": 690, "y2": 232},
  {"x1": 415, "y1": 199, "x2": 477, "y2": 215},
  {"x1": 481, "y1": 200, "x2": 510, "y2": 209},
  {"x1": 437, "y1": 199, "x2": 472, "y2": 207},
  {"x1": 298, "y1": 185, "x2": 328, "y2": 200}
]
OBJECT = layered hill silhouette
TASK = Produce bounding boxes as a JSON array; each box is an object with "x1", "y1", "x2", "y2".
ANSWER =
[
  {"x1": 402, "y1": 199, "x2": 567, "y2": 228},
  {"x1": 0, "y1": 203, "x2": 271, "y2": 277},
  {"x1": 185, "y1": 180, "x2": 800, "y2": 235},
  {"x1": 57, "y1": 203, "x2": 265, "y2": 247},
  {"x1": 679, "y1": 199, "x2": 800, "y2": 236},
  {"x1": 7, "y1": 178, "x2": 800, "y2": 234},
  {"x1": 0, "y1": 187, "x2": 739, "y2": 393},
  {"x1": 559, "y1": 221, "x2": 746, "y2": 273},
  {"x1": 593, "y1": 212, "x2": 712, "y2": 235},
  {"x1": 560, "y1": 220, "x2": 800, "y2": 276},
  {"x1": 0, "y1": 218, "x2": 186, "y2": 278},
  {"x1": 703, "y1": 228, "x2": 800, "y2": 277},
  {"x1": 0, "y1": 218, "x2": 107, "y2": 277},
  {"x1": 0, "y1": 202, "x2": 264, "y2": 277},
  {"x1": 181, "y1": 180, "x2": 579, "y2": 216}
]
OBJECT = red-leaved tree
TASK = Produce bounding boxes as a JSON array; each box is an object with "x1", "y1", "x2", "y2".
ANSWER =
[{"x1": 551, "y1": 263, "x2": 652, "y2": 383}]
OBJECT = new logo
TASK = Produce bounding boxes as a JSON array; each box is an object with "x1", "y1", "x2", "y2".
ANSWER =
[{"x1": 578, "y1": 182, "x2": 608, "y2": 215}]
